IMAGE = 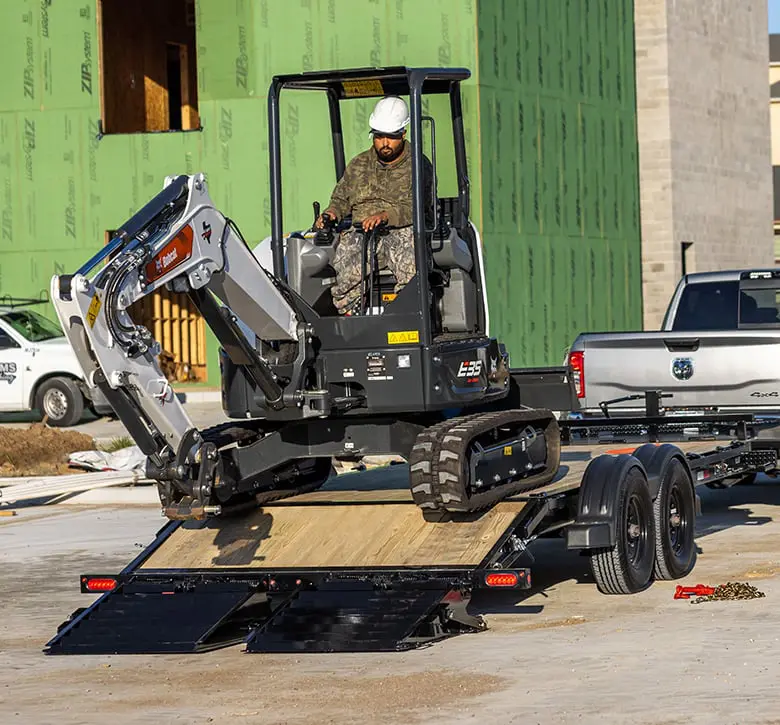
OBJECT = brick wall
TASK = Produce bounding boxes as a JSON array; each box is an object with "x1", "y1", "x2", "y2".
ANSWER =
[{"x1": 635, "y1": 0, "x2": 774, "y2": 329}]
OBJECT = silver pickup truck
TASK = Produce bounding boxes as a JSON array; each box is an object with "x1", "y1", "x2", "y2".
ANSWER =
[{"x1": 567, "y1": 269, "x2": 780, "y2": 416}]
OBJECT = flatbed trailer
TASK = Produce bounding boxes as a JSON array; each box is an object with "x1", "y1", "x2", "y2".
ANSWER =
[{"x1": 45, "y1": 426, "x2": 778, "y2": 656}]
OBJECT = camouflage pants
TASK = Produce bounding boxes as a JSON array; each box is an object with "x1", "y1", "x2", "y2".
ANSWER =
[{"x1": 330, "y1": 226, "x2": 416, "y2": 313}]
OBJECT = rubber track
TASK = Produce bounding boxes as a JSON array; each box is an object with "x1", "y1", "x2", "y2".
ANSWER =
[{"x1": 409, "y1": 409, "x2": 561, "y2": 515}]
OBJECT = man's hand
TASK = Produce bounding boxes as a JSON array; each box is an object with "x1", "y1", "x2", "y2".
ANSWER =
[
  {"x1": 315, "y1": 209, "x2": 336, "y2": 230},
  {"x1": 361, "y1": 212, "x2": 389, "y2": 231}
]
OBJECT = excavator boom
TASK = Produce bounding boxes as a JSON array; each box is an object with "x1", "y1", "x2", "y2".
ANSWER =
[{"x1": 51, "y1": 174, "x2": 300, "y2": 514}]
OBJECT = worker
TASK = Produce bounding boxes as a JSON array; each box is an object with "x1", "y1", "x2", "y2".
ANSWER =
[{"x1": 315, "y1": 95, "x2": 433, "y2": 314}]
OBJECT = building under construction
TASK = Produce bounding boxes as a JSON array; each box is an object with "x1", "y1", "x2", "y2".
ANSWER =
[{"x1": 0, "y1": 0, "x2": 771, "y2": 385}]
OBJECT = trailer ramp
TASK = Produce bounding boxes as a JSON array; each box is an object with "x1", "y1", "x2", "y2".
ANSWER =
[{"x1": 47, "y1": 583, "x2": 256, "y2": 654}]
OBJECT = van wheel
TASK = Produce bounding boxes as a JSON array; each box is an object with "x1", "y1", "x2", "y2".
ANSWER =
[{"x1": 36, "y1": 377, "x2": 84, "y2": 427}]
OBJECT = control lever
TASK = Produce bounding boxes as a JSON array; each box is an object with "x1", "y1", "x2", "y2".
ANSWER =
[{"x1": 312, "y1": 200, "x2": 335, "y2": 245}]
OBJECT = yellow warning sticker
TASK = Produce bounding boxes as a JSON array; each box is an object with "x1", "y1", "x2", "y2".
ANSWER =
[
  {"x1": 503, "y1": 445, "x2": 513, "y2": 456},
  {"x1": 342, "y1": 79, "x2": 384, "y2": 97},
  {"x1": 382, "y1": 293, "x2": 397, "y2": 303},
  {"x1": 86, "y1": 294, "x2": 102, "y2": 327},
  {"x1": 387, "y1": 330, "x2": 419, "y2": 345}
]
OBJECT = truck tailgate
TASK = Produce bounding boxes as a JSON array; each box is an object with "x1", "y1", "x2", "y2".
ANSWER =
[{"x1": 576, "y1": 330, "x2": 780, "y2": 413}]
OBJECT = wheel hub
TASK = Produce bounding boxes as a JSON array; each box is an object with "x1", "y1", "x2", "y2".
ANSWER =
[
  {"x1": 625, "y1": 494, "x2": 648, "y2": 567},
  {"x1": 43, "y1": 388, "x2": 68, "y2": 420},
  {"x1": 668, "y1": 489, "x2": 684, "y2": 553}
]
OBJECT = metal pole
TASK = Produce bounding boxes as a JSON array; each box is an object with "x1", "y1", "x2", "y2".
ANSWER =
[
  {"x1": 409, "y1": 71, "x2": 431, "y2": 345},
  {"x1": 268, "y1": 80, "x2": 286, "y2": 280}
]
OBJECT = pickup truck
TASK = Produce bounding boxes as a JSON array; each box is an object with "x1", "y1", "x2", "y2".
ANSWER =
[
  {"x1": 566, "y1": 269, "x2": 780, "y2": 416},
  {"x1": 0, "y1": 299, "x2": 112, "y2": 426}
]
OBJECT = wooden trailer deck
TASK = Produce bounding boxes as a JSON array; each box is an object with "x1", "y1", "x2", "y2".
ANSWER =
[{"x1": 140, "y1": 441, "x2": 718, "y2": 572}]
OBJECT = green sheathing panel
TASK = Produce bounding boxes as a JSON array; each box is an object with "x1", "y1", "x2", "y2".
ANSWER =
[
  {"x1": 477, "y1": 0, "x2": 641, "y2": 367},
  {"x1": 1, "y1": 0, "x2": 481, "y2": 385}
]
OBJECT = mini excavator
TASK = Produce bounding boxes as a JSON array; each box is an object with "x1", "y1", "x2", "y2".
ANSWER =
[{"x1": 51, "y1": 67, "x2": 560, "y2": 522}]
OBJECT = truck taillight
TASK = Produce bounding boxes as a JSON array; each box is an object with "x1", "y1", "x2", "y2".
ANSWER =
[{"x1": 569, "y1": 351, "x2": 585, "y2": 399}]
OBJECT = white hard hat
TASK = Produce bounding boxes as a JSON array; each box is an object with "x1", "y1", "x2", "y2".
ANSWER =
[{"x1": 368, "y1": 96, "x2": 410, "y2": 135}]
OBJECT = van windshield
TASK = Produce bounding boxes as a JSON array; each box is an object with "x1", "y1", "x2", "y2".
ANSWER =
[{"x1": 1, "y1": 309, "x2": 64, "y2": 342}]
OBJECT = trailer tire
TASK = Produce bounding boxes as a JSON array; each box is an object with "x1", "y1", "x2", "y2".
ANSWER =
[
  {"x1": 589, "y1": 467, "x2": 656, "y2": 595},
  {"x1": 35, "y1": 377, "x2": 84, "y2": 427},
  {"x1": 652, "y1": 458, "x2": 696, "y2": 580}
]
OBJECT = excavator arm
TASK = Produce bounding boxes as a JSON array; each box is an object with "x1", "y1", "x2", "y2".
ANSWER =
[{"x1": 51, "y1": 174, "x2": 302, "y2": 517}]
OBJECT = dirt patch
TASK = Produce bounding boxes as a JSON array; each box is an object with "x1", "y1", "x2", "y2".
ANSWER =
[
  {"x1": 17, "y1": 664, "x2": 505, "y2": 725},
  {"x1": 0, "y1": 424, "x2": 94, "y2": 476}
]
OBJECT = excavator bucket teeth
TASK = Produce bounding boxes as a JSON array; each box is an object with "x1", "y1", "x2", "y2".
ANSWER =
[{"x1": 409, "y1": 409, "x2": 561, "y2": 516}]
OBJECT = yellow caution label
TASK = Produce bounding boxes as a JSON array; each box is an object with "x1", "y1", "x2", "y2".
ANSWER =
[
  {"x1": 381, "y1": 293, "x2": 397, "y2": 303},
  {"x1": 387, "y1": 330, "x2": 420, "y2": 345},
  {"x1": 503, "y1": 445, "x2": 513, "y2": 456},
  {"x1": 342, "y1": 79, "x2": 384, "y2": 97},
  {"x1": 86, "y1": 294, "x2": 102, "y2": 328}
]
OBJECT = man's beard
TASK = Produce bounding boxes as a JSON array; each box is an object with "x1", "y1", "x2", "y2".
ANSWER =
[{"x1": 375, "y1": 141, "x2": 404, "y2": 163}]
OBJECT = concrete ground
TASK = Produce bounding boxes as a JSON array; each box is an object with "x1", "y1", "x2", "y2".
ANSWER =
[{"x1": 2, "y1": 475, "x2": 780, "y2": 724}]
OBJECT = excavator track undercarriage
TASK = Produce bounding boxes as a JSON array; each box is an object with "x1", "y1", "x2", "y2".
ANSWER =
[
  {"x1": 409, "y1": 409, "x2": 561, "y2": 519},
  {"x1": 155, "y1": 408, "x2": 561, "y2": 521}
]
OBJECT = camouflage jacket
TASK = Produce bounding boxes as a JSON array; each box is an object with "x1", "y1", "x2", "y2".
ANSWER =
[{"x1": 326, "y1": 141, "x2": 433, "y2": 228}]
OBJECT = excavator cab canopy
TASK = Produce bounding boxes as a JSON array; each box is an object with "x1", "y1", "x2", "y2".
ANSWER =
[{"x1": 266, "y1": 66, "x2": 484, "y2": 340}]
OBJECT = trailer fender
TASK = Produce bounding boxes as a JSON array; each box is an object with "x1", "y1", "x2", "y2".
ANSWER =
[
  {"x1": 566, "y1": 454, "x2": 648, "y2": 550},
  {"x1": 630, "y1": 443, "x2": 693, "y2": 501}
]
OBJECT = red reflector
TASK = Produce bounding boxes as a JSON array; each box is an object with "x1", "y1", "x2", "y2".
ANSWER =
[
  {"x1": 569, "y1": 351, "x2": 585, "y2": 399},
  {"x1": 83, "y1": 577, "x2": 117, "y2": 592},
  {"x1": 485, "y1": 572, "x2": 519, "y2": 588}
]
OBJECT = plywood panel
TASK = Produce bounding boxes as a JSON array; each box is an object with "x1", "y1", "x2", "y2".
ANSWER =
[{"x1": 141, "y1": 499, "x2": 529, "y2": 570}]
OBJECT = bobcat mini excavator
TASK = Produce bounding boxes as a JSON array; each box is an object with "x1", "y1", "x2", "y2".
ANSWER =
[{"x1": 51, "y1": 66, "x2": 560, "y2": 522}]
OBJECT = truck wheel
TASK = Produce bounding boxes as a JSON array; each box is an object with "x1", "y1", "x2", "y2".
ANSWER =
[
  {"x1": 589, "y1": 467, "x2": 656, "y2": 595},
  {"x1": 652, "y1": 459, "x2": 696, "y2": 580},
  {"x1": 36, "y1": 377, "x2": 84, "y2": 427}
]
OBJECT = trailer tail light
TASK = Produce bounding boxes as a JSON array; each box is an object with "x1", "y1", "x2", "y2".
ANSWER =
[
  {"x1": 569, "y1": 351, "x2": 585, "y2": 399},
  {"x1": 485, "y1": 572, "x2": 520, "y2": 588},
  {"x1": 81, "y1": 576, "x2": 118, "y2": 593}
]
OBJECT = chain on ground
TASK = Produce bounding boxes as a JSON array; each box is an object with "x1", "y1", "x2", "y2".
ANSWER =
[{"x1": 691, "y1": 581, "x2": 766, "y2": 603}]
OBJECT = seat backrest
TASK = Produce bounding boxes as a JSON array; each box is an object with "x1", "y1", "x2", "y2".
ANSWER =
[{"x1": 431, "y1": 227, "x2": 473, "y2": 273}]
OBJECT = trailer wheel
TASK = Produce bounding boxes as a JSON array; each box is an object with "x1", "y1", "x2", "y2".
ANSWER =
[
  {"x1": 652, "y1": 458, "x2": 696, "y2": 580},
  {"x1": 589, "y1": 467, "x2": 656, "y2": 595}
]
